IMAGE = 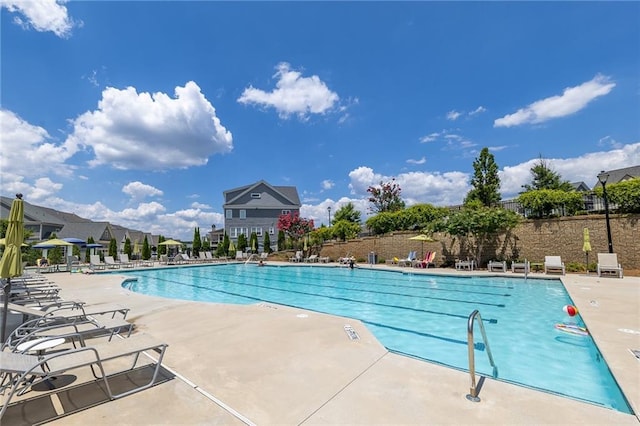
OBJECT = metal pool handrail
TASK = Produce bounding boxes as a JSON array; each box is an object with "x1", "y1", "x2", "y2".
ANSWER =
[{"x1": 466, "y1": 309, "x2": 498, "y2": 402}]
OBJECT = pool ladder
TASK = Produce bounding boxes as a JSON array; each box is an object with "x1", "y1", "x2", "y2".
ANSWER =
[{"x1": 466, "y1": 309, "x2": 498, "y2": 402}]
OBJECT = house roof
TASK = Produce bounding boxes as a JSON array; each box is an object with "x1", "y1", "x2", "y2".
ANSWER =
[
  {"x1": 223, "y1": 180, "x2": 301, "y2": 208},
  {"x1": 592, "y1": 165, "x2": 640, "y2": 189},
  {"x1": 1, "y1": 195, "x2": 65, "y2": 225},
  {"x1": 56, "y1": 222, "x2": 113, "y2": 243}
]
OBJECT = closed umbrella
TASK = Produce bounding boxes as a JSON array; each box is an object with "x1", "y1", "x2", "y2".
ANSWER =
[
  {"x1": 0, "y1": 238, "x2": 27, "y2": 247},
  {"x1": 228, "y1": 240, "x2": 235, "y2": 256},
  {"x1": 409, "y1": 234, "x2": 435, "y2": 259},
  {"x1": 583, "y1": 228, "x2": 592, "y2": 275},
  {"x1": 0, "y1": 194, "x2": 24, "y2": 342}
]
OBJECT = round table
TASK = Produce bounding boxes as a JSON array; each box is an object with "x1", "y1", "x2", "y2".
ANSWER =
[{"x1": 16, "y1": 337, "x2": 65, "y2": 355}]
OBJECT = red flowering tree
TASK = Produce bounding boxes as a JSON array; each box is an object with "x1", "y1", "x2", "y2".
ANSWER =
[{"x1": 278, "y1": 212, "x2": 315, "y2": 244}]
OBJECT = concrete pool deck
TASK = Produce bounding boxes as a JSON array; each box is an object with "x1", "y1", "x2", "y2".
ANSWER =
[{"x1": 3, "y1": 263, "x2": 639, "y2": 425}]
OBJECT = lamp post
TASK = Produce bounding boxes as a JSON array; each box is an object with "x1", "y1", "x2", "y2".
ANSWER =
[
  {"x1": 597, "y1": 170, "x2": 613, "y2": 253},
  {"x1": 327, "y1": 206, "x2": 332, "y2": 226}
]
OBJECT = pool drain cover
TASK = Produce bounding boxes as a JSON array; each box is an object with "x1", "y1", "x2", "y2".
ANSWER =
[{"x1": 344, "y1": 324, "x2": 360, "y2": 340}]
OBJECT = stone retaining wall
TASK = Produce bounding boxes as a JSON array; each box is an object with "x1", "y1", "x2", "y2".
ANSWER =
[{"x1": 317, "y1": 214, "x2": 639, "y2": 270}]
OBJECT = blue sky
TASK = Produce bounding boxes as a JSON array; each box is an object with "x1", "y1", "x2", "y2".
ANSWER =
[{"x1": 1, "y1": 1, "x2": 639, "y2": 241}]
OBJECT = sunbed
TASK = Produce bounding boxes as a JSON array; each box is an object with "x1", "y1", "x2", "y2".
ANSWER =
[
  {"x1": 0, "y1": 333, "x2": 168, "y2": 420},
  {"x1": 544, "y1": 256, "x2": 565, "y2": 275},
  {"x1": 597, "y1": 253, "x2": 623, "y2": 278}
]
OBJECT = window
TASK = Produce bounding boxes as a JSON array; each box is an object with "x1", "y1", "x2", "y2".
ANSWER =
[
  {"x1": 240, "y1": 209, "x2": 246, "y2": 219},
  {"x1": 226, "y1": 210, "x2": 232, "y2": 219},
  {"x1": 230, "y1": 228, "x2": 238, "y2": 238},
  {"x1": 251, "y1": 227, "x2": 263, "y2": 237},
  {"x1": 281, "y1": 209, "x2": 291, "y2": 215},
  {"x1": 251, "y1": 193, "x2": 261, "y2": 198}
]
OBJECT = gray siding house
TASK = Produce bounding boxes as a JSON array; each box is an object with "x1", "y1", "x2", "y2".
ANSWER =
[{"x1": 223, "y1": 180, "x2": 301, "y2": 251}]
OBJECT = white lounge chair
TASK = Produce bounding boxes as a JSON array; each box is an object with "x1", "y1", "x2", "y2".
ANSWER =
[
  {"x1": 104, "y1": 256, "x2": 121, "y2": 269},
  {"x1": 305, "y1": 254, "x2": 318, "y2": 263},
  {"x1": 289, "y1": 251, "x2": 303, "y2": 262},
  {"x1": 455, "y1": 258, "x2": 475, "y2": 271},
  {"x1": 398, "y1": 251, "x2": 416, "y2": 267},
  {"x1": 118, "y1": 253, "x2": 135, "y2": 268},
  {"x1": 597, "y1": 253, "x2": 623, "y2": 278},
  {"x1": 90, "y1": 255, "x2": 106, "y2": 270},
  {"x1": 544, "y1": 256, "x2": 565, "y2": 275},
  {"x1": 488, "y1": 260, "x2": 507, "y2": 272},
  {"x1": 511, "y1": 260, "x2": 530, "y2": 274}
]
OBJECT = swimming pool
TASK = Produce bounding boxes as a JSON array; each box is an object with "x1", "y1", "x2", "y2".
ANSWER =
[{"x1": 121, "y1": 264, "x2": 631, "y2": 413}]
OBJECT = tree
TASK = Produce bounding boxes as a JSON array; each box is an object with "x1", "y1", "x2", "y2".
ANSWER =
[
  {"x1": 277, "y1": 230, "x2": 285, "y2": 251},
  {"x1": 124, "y1": 238, "x2": 132, "y2": 257},
  {"x1": 518, "y1": 189, "x2": 584, "y2": 218},
  {"x1": 521, "y1": 157, "x2": 573, "y2": 192},
  {"x1": 442, "y1": 205, "x2": 521, "y2": 265},
  {"x1": 85, "y1": 236, "x2": 96, "y2": 262},
  {"x1": 595, "y1": 178, "x2": 640, "y2": 213},
  {"x1": 142, "y1": 235, "x2": 151, "y2": 260},
  {"x1": 192, "y1": 227, "x2": 201, "y2": 256},
  {"x1": 464, "y1": 147, "x2": 501, "y2": 207},
  {"x1": 263, "y1": 233, "x2": 272, "y2": 253},
  {"x1": 237, "y1": 233, "x2": 247, "y2": 253},
  {"x1": 108, "y1": 238, "x2": 118, "y2": 258},
  {"x1": 277, "y1": 212, "x2": 314, "y2": 247},
  {"x1": 332, "y1": 220, "x2": 361, "y2": 241},
  {"x1": 217, "y1": 233, "x2": 229, "y2": 257},
  {"x1": 333, "y1": 202, "x2": 361, "y2": 224},
  {"x1": 158, "y1": 235, "x2": 166, "y2": 255},
  {"x1": 367, "y1": 178, "x2": 405, "y2": 213}
]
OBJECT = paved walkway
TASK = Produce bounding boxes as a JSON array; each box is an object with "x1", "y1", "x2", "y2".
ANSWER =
[{"x1": 4, "y1": 263, "x2": 639, "y2": 425}]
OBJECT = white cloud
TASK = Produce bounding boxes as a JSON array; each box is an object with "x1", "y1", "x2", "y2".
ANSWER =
[
  {"x1": 407, "y1": 157, "x2": 426, "y2": 165},
  {"x1": 321, "y1": 179, "x2": 334, "y2": 190},
  {"x1": 66, "y1": 81, "x2": 233, "y2": 170},
  {"x1": 598, "y1": 135, "x2": 623, "y2": 149},
  {"x1": 301, "y1": 197, "x2": 370, "y2": 227},
  {"x1": 0, "y1": 109, "x2": 78, "y2": 179},
  {"x1": 191, "y1": 202, "x2": 212, "y2": 209},
  {"x1": 237, "y1": 62, "x2": 340, "y2": 120},
  {"x1": 122, "y1": 181, "x2": 163, "y2": 202},
  {"x1": 494, "y1": 74, "x2": 616, "y2": 127},
  {"x1": 1, "y1": 0, "x2": 78, "y2": 38},
  {"x1": 469, "y1": 106, "x2": 486, "y2": 116},
  {"x1": 446, "y1": 110, "x2": 461, "y2": 121},
  {"x1": 420, "y1": 132, "x2": 440, "y2": 143}
]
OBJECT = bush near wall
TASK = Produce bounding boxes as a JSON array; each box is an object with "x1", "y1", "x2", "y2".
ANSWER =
[{"x1": 319, "y1": 214, "x2": 639, "y2": 271}]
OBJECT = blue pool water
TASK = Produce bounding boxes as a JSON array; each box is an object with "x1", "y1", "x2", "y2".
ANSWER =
[{"x1": 120, "y1": 264, "x2": 631, "y2": 413}]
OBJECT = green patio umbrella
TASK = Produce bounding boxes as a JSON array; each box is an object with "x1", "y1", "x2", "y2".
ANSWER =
[
  {"x1": 583, "y1": 228, "x2": 592, "y2": 274},
  {"x1": 1, "y1": 194, "x2": 24, "y2": 341},
  {"x1": 0, "y1": 238, "x2": 27, "y2": 247}
]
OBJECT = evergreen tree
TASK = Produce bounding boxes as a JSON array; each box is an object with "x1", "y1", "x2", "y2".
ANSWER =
[
  {"x1": 277, "y1": 230, "x2": 285, "y2": 251},
  {"x1": 464, "y1": 147, "x2": 501, "y2": 207},
  {"x1": 521, "y1": 157, "x2": 573, "y2": 192},
  {"x1": 158, "y1": 235, "x2": 166, "y2": 255},
  {"x1": 124, "y1": 238, "x2": 132, "y2": 257},
  {"x1": 263, "y1": 233, "x2": 272, "y2": 253},
  {"x1": 85, "y1": 236, "x2": 95, "y2": 262},
  {"x1": 192, "y1": 227, "x2": 201, "y2": 256},
  {"x1": 333, "y1": 202, "x2": 361, "y2": 223},
  {"x1": 142, "y1": 236, "x2": 151, "y2": 260},
  {"x1": 108, "y1": 238, "x2": 117, "y2": 258},
  {"x1": 237, "y1": 233, "x2": 248, "y2": 253}
]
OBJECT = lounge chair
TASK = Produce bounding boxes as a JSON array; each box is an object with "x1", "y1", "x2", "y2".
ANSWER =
[
  {"x1": 117, "y1": 253, "x2": 135, "y2": 268},
  {"x1": 0, "y1": 332, "x2": 168, "y2": 420},
  {"x1": 488, "y1": 260, "x2": 507, "y2": 272},
  {"x1": 90, "y1": 255, "x2": 106, "y2": 270},
  {"x1": 289, "y1": 251, "x2": 303, "y2": 262},
  {"x1": 511, "y1": 260, "x2": 530, "y2": 273},
  {"x1": 305, "y1": 254, "x2": 318, "y2": 263},
  {"x1": 398, "y1": 251, "x2": 416, "y2": 267},
  {"x1": 544, "y1": 256, "x2": 565, "y2": 275},
  {"x1": 413, "y1": 251, "x2": 436, "y2": 268},
  {"x1": 597, "y1": 253, "x2": 623, "y2": 278},
  {"x1": 104, "y1": 256, "x2": 121, "y2": 269},
  {"x1": 455, "y1": 258, "x2": 475, "y2": 271}
]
